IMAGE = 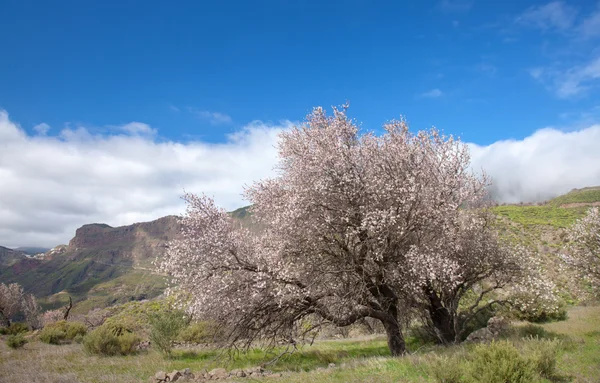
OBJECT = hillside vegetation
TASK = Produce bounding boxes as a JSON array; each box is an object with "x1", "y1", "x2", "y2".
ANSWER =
[{"x1": 492, "y1": 187, "x2": 600, "y2": 228}]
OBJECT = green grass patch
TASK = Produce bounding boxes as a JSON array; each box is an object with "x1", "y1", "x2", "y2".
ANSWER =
[{"x1": 492, "y1": 205, "x2": 588, "y2": 228}]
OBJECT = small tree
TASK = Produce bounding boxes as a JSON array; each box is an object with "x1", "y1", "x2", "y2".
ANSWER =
[
  {"x1": 21, "y1": 293, "x2": 42, "y2": 330},
  {"x1": 161, "y1": 106, "x2": 490, "y2": 356},
  {"x1": 408, "y1": 209, "x2": 557, "y2": 343},
  {"x1": 564, "y1": 207, "x2": 600, "y2": 294},
  {"x1": 148, "y1": 309, "x2": 189, "y2": 357},
  {"x1": 0, "y1": 283, "x2": 24, "y2": 327}
]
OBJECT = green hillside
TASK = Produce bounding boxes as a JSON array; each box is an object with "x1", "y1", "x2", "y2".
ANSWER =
[
  {"x1": 548, "y1": 186, "x2": 600, "y2": 206},
  {"x1": 492, "y1": 186, "x2": 600, "y2": 228}
]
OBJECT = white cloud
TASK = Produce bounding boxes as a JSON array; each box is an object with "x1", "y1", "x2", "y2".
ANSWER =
[
  {"x1": 469, "y1": 125, "x2": 600, "y2": 203},
  {"x1": 421, "y1": 88, "x2": 443, "y2": 98},
  {"x1": 531, "y1": 57, "x2": 600, "y2": 98},
  {"x1": 2, "y1": 109, "x2": 600, "y2": 247},
  {"x1": 33, "y1": 123, "x2": 50, "y2": 135},
  {"x1": 0, "y1": 110, "x2": 289, "y2": 248},
  {"x1": 119, "y1": 122, "x2": 156, "y2": 136},
  {"x1": 515, "y1": 1, "x2": 578, "y2": 31},
  {"x1": 188, "y1": 108, "x2": 233, "y2": 125}
]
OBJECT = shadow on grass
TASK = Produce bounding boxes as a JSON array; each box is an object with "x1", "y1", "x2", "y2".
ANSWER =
[{"x1": 169, "y1": 339, "x2": 394, "y2": 372}]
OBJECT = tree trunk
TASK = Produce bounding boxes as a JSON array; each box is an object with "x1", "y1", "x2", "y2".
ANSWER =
[
  {"x1": 0, "y1": 310, "x2": 10, "y2": 328},
  {"x1": 381, "y1": 317, "x2": 406, "y2": 356},
  {"x1": 426, "y1": 285, "x2": 456, "y2": 344}
]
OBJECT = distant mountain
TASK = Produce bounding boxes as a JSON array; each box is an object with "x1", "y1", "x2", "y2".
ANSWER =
[
  {"x1": 0, "y1": 216, "x2": 182, "y2": 312},
  {"x1": 0, "y1": 246, "x2": 27, "y2": 267},
  {"x1": 13, "y1": 247, "x2": 50, "y2": 256}
]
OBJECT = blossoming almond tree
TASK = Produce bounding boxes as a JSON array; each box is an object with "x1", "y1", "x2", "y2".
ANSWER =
[
  {"x1": 0, "y1": 282, "x2": 25, "y2": 327},
  {"x1": 564, "y1": 207, "x2": 600, "y2": 294},
  {"x1": 161, "y1": 106, "x2": 496, "y2": 356},
  {"x1": 408, "y1": 209, "x2": 558, "y2": 344}
]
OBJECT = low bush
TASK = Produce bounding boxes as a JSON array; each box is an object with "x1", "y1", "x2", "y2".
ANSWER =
[
  {"x1": 39, "y1": 320, "x2": 87, "y2": 345},
  {"x1": 83, "y1": 321, "x2": 141, "y2": 356},
  {"x1": 524, "y1": 338, "x2": 561, "y2": 379},
  {"x1": 430, "y1": 355, "x2": 465, "y2": 383},
  {"x1": 178, "y1": 320, "x2": 223, "y2": 344},
  {"x1": 6, "y1": 333, "x2": 27, "y2": 349},
  {"x1": 510, "y1": 298, "x2": 568, "y2": 323},
  {"x1": 148, "y1": 310, "x2": 188, "y2": 357},
  {"x1": 0, "y1": 322, "x2": 29, "y2": 335},
  {"x1": 469, "y1": 341, "x2": 537, "y2": 383}
]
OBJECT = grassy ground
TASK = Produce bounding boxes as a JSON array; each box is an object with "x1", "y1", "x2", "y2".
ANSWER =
[
  {"x1": 1, "y1": 306, "x2": 599, "y2": 383},
  {"x1": 491, "y1": 205, "x2": 590, "y2": 228}
]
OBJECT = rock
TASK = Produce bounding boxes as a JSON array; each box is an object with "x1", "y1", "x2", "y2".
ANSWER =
[
  {"x1": 487, "y1": 316, "x2": 509, "y2": 335},
  {"x1": 168, "y1": 370, "x2": 182, "y2": 382},
  {"x1": 328, "y1": 363, "x2": 336, "y2": 368},
  {"x1": 245, "y1": 366, "x2": 263, "y2": 374},
  {"x1": 208, "y1": 368, "x2": 229, "y2": 379},
  {"x1": 155, "y1": 371, "x2": 167, "y2": 381},
  {"x1": 465, "y1": 327, "x2": 494, "y2": 342},
  {"x1": 230, "y1": 369, "x2": 246, "y2": 377},
  {"x1": 266, "y1": 373, "x2": 282, "y2": 378}
]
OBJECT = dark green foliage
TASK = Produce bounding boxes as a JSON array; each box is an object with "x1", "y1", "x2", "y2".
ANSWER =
[
  {"x1": 148, "y1": 309, "x2": 189, "y2": 357},
  {"x1": 0, "y1": 322, "x2": 29, "y2": 335},
  {"x1": 39, "y1": 320, "x2": 87, "y2": 345},
  {"x1": 513, "y1": 305, "x2": 568, "y2": 323},
  {"x1": 6, "y1": 333, "x2": 27, "y2": 349},
  {"x1": 83, "y1": 321, "x2": 141, "y2": 356}
]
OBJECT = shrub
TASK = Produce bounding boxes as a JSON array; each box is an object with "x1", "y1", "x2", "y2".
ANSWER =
[
  {"x1": 6, "y1": 333, "x2": 27, "y2": 349},
  {"x1": 430, "y1": 355, "x2": 465, "y2": 383},
  {"x1": 469, "y1": 341, "x2": 537, "y2": 383},
  {"x1": 514, "y1": 324, "x2": 553, "y2": 339},
  {"x1": 0, "y1": 322, "x2": 29, "y2": 335},
  {"x1": 65, "y1": 321, "x2": 87, "y2": 339},
  {"x1": 511, "y1": 299, "x2": 568, "y2": 323},
  {"x1": 39, "y1": 326, "x2": 66, "y2": 345},
  {"x1": 83, "y1": 321, "x2": 141, "y2": 356},
  {"x1": 39, "y1": 320, "x2": 87, "y2": 345},
  {"x1": 73, "y1": 333, "x2": 84, "y2": 344},
  {"x1": 525, "y1": 338, "x2": 561, "y2": 379},
  {"x1": 178, "y1": 320, "x2": 223, "y2": 344},
  {"x1": 148, "y1": 310, "x2": 188, "y2": 357}
]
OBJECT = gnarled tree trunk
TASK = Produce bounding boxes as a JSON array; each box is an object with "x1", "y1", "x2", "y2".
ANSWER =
[{"x1": 381, "y1": 315, "x2": 406, "y2": 356}]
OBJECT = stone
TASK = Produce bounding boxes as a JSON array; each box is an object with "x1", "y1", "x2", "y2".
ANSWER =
[
  {"x1": 328, "y1": 363, "x2": 336, "y2": 368},
  {"x1": 155, "y1": 371, "x2": 167, "y2": 381},
  {"x1": 208, "y1": 368, "x2": 229, "y2": 379},
  {"x1": 245, "y1": 366, "x2": 263, "y2": 374},
  {"x1": 487, "y1": 316, "x2": 509, "y2": 335},
  {"x1": 168, "y1": 370, "x2": 182, "y2": 382},
  {"x1": 230, "y1": 369, "x2": 246, "y2": 377},
  {"x1": 465, "y1": 327, "x2": 494, "y2": 343}
]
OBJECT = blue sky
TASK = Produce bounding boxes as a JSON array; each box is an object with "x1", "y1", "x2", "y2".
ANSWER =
[
  {"x1": 2, "y1": 0, "x2": 600, "y2": 247},
  {"x1": 2, "y1": 0, "x2": 599, "y2": 145}
]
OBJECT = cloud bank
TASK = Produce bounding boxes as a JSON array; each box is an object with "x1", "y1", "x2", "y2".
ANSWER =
[
  {"x1": 469, "y1": 125, "x2": 600, "y2": 203},
  {"x1": 0, "y1": 111, "x2": 288, "y2": 248},
  {"x1": 1, "y1": 111, "x2": 600, "y2": 247}
]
